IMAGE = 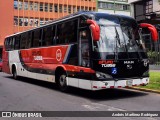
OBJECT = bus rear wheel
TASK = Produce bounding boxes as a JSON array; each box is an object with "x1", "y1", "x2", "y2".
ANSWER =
[
  {"x1": 58, "y1": 73, "x2": 68, "y2": 92},
  {"x1": 12, "y1": 67, "x2": 18, "y2": 80}
]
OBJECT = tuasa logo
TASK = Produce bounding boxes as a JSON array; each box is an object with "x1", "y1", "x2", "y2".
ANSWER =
[{"x1": 56, "y1": 49, "x2": 62, "y2": 61}]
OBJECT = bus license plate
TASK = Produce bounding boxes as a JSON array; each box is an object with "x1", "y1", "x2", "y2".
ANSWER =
[{"x1": 126, "y1": 80, "x2": 133, "y2": 86}]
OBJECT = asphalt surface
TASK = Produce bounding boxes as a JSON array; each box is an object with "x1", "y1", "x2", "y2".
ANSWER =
[{"x1": 0, "y1": 72, "x2": 160, "y2": 120}]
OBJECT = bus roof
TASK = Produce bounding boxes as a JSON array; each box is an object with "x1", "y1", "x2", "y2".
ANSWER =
[{"x1": 5, "y1": 11, "x2": 135, "y2": 38}]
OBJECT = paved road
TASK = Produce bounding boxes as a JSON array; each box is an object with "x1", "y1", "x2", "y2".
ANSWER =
[{"x1": 0, "y1": 72, "x2": 160, "y2": 120}]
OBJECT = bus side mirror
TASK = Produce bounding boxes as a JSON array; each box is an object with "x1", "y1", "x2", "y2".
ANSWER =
[
  {"x1": 139, "y1": 23, "x2": 158, "y2": 42},
  {"x1": 87, "y1": 20, "x2": 100, "y2": 41}
]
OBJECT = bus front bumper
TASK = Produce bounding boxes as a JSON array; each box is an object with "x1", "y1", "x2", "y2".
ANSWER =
[{"x1": 91, "y1": 77, "x2": 149, "y2": 90}]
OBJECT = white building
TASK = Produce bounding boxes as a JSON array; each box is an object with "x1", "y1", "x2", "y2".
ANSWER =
[
  {"x1": 129, "y1": 0, "x2": 160, "y2": 65},
  {"x1": 97, "y1": 0, "x2": 131, "y2": 16},
  {"x1": 128, "y1": 0, "x2": 160, "y2": 21}
]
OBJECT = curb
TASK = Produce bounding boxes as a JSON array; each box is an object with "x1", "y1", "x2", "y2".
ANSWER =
[
  {"x1": 150, "y1": 70, "x2": 160, "y2": 72},
  {"x1": 128, "y1": 87, "x2": 160, "y2": 94}
]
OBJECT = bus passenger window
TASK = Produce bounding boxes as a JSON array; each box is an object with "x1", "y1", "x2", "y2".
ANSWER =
[
  {"x1": 32, "y1": 29, "x2": 41, "y2": 47},
  {"x1": 53, "y1": 36, "x2": 56, "y2": 45},
  {"x1": 67, "y1": 20, "x2": 78, "y2": 43},
  {"x1": 20, "y1": 33, "x2": 28, "y2": 49},
  {"x1": 57, "y1": 23, "x2": 65, "y2": 44},
  {"x1": 4, "y1": 39, "x2": 8, "y2": 51},
  {"x1": 14, "y1": 36, "x2": 19, "y2": 50},
  {"x1": 12, "y1": 37, "x2": 15, "y2": 50},
  {"x1": 8, "y1": 38, "x2": 12, "y2": 50},
  {"x1": 15, "y1": 36, "x2": 20, "y2": 50},
  {"x1": 42, "y1": 26, "x2": 54, "y2": 46},
  {"x1": 56, "y1": 20, "x2": 78, "y2": 45},
  {"x1": 26, "y1": 32, "x2": 33, "y2": 48},
  {"x1": 9, "y1": 38, "x2": 15, "y2": 50}
]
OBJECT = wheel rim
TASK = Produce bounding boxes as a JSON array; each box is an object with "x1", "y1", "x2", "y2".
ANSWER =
[{"x1": 59, "y1": 75, "x2": 66, "y2": 87}]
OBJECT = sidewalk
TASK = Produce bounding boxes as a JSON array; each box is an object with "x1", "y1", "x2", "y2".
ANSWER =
[
  {"x1": 128, "y1": 87, "x2": 160, "y2": 94},
  {"x1": 150, "y1": 70, "x2": 160, "y2": 72}
]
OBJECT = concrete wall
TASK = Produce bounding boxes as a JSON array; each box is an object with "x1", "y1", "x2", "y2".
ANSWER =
[
  {"x1": 129, "y1": 0, "x2": 160, "y2": 18},
  {"x1": 98, "y1": 9, "x2": 131, "y2": 16},
  {"x1": 153, "y1": 0, "x2": 160, "y2": 12},
  {"x1": 98, "y1": 9, "x2": 115, "y2": 14},
  {"x1": 98, "y1": 0, "x2": 131, "y2": 16},
  {"x1": 128, "y1": 0, "x2": 141, "y2": 4},
  {"x1": 0, "y1": 0, "x2": 14, "y2": 46},
  {"x1": 115, "y1": 11, "x2": 131, "y2": 16}
]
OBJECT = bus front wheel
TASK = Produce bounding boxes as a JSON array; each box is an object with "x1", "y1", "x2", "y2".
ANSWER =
[{"x1": 58, "y1": 73, "x2": 68, "y2": 92}]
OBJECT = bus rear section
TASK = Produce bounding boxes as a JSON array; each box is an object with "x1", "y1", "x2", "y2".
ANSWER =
[
  {"x1": 2, "y1": 12, "x2": 158, "y2": 91},
  {"x1": 2, "y1": 40, "x2": 11, "y2": 74}
]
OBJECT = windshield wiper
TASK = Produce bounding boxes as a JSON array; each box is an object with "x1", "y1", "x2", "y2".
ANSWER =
[
  {"x1": 137, "y1": 30, "x2": 143, "y2": 60},
  {"x1": 115, "y1": 27, "x2": 121, "y2": 47},
  {"x1": 114, "y1": 27, "x2": 121, "y2": 61}
]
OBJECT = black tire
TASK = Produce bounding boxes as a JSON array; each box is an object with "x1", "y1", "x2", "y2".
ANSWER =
[
  {"x1": 58, "y1": 72, "x2": 68, "y2": 92},
  {"x1": 12, "y1": 67, "x2": 18, "y2": 80}
]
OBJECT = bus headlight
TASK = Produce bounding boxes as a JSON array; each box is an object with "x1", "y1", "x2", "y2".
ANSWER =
[{"x1": 96, "y1": 71, "x2": 112, "y2": 79}]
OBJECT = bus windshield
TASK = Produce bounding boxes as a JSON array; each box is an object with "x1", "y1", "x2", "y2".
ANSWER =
[
  {"x1": 93, "y1": 14, "x2": 147, "y2": 59},
  {"x1": 96, "y1": 25, "x2": 125, "y2": 53}
]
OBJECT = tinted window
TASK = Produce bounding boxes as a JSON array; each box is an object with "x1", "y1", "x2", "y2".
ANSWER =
[
  {"x1": 4, "y1": 39, "x2": 7, "y2": 49},
  {"x1": 57, "y1": 19, "x2": 78, "y2": 44},
  {"x1": 15, "y1": 36, "x2": 20, "y2": 50},
  {"x1": 33, "y1": 29, "x2": 42, "y2": 47},
  {"x1": 5, "y1": 37, "x2": 14, "y2": 51},
  {"x1": 57, "y1": 23, "x2": 66, "y2": 44},
  {"x1": 20, "y1": 33, "x2": 28, "y2": 49},
  {"x1": 5, "y1": 38, "x2": 10, "y2": 51},
  {"x1": 68, "y1": 44, "x2": 78, "y2": 65},
  {"x1": 79, "y1": 17, "x2": 88, "y2": 28},
  {"x1": 26, "y1": 32, "x2": 33, "y2": 48},
  {"x1": 69, "y1": 20, "x2": 78, "y2": 43},
  {"x1": 11, "y1": 37, "x2": 15, "y2": 50},
  {"x1": 42, "y1": 26, "x2": 55, "y2": 46},
  {"x1": 8, "y1": 37, "x2": 15, "y2": 50}
]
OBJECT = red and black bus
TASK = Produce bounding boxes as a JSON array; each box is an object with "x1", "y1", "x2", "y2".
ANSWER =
[{"x1": 2, "y1": 12, "x2": 158, "y2": 91}]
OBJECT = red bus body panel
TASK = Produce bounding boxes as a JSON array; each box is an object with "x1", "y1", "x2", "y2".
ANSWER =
[
  {"x1": 19, "y1": 45, "x2": 95, "y2": 74},
  {"x1": 2, "y1": 48, "x2": 11, "y2": 74}
]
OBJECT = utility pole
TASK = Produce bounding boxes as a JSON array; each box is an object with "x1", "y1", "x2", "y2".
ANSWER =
[{"x1": 114, "y1": 0, "x2": 116, "y2": 14}]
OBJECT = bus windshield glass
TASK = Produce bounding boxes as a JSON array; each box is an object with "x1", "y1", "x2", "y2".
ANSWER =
[{"x1": 93, "y1": 13, "x2": 147, "y2": 59}]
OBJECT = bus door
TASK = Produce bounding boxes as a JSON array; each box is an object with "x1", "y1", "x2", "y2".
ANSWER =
[
  {"x1": 79, "y1": 29, "x2": 90, "y2": 67},
  {"x1": 78, "y1": 28, "x2": 92, "y2": 89}
]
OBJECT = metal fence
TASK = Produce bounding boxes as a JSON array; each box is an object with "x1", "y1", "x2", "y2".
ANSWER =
[{"x1": 142, "y1": 31, "x2": 160, "y2": 65}]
